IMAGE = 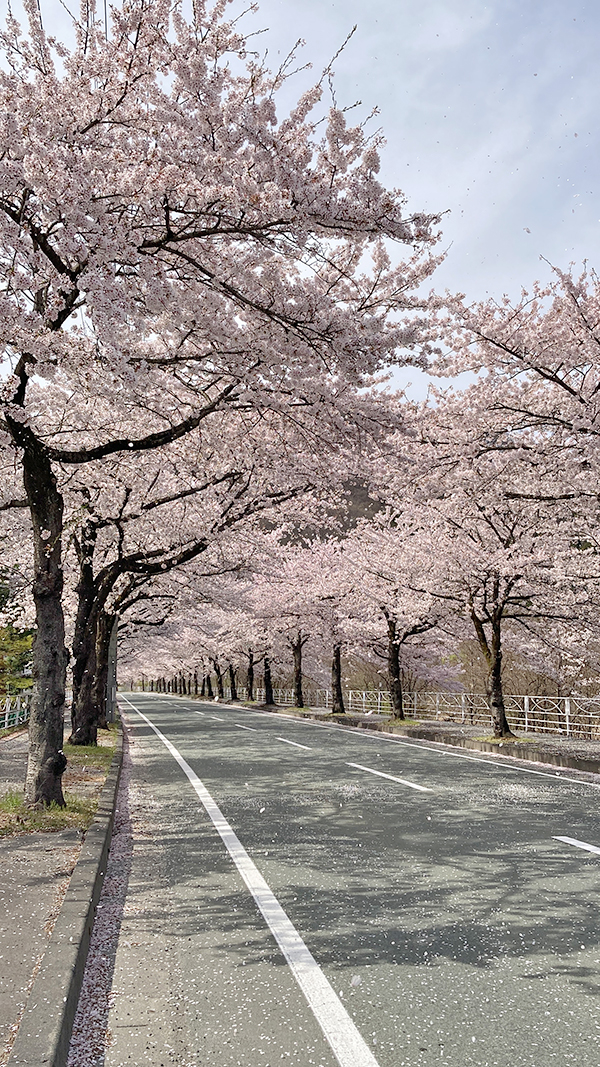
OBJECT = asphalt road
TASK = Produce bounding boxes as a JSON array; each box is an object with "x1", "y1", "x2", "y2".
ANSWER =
[{"x1": 99, "y1": 693, "x2": 600, "y2": 1067}]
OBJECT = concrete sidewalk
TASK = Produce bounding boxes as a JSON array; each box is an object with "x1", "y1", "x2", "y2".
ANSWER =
[{"x1": 0, "y1": 728, "x2": 123, "y2": 1067}]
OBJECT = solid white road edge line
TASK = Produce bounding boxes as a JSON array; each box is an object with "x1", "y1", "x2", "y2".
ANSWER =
[
  {"x1": 276, "y1": 737, "x2": 312, "y2": 750},
  {"x1": 347, "y1": 762, "x2": 432, "y2": 793},
  {"x1": 553, "y1": 835, "x2": 600, "y2": 856},
  {"x1": 121, "y1": 698, "x2": 381, "y2": 1067},
  {"x1": 235, "y1": 724, "x2": 257, "y2": 732}
]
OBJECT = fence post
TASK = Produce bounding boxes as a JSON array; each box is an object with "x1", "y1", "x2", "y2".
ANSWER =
[
  {"x1": 461, "y1": 693, "x2": 465, "y2": 724},
  {"x1": 524, "y1": 695, "x2": 529, "y2": 733},
  {"x1": 565, "y1": 696, "x2": 571, "y2": 737},
  {"x1": 377, "y1": 690, "x2": 382, "y2": 714}
]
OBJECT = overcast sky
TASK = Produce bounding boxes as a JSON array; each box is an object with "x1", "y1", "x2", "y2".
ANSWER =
[
  {"x1": 4, "y1": 0, "x2": 599, "y2": 388},
  {"x1": 236, "y1": 0, "x2": 599, "y2": 303}
]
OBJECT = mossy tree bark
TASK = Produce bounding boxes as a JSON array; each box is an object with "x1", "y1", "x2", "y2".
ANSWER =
[
  {"x1": 469, "y1": 582, "x2": 514, "y2": 738},
  {"x1": 331, "y1": 643, "x2": 346, "y2": 715},
  {"x1": 6, "y1": 413, "x2": 68, "y2": 806}
]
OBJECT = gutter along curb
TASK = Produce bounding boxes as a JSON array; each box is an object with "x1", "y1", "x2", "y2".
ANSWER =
[{"x1": 8, "y1": 726, "x2": 124, "y2": 1067}]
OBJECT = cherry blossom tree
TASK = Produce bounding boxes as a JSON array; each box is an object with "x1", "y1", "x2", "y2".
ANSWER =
[
  {"x1": 0, "y1": 0, "x2": 443, "y2": 803},
  {"x1": 372, "y1": 392, "x2": 600, "y2": 736},
  {"x1": 341, "y1": 522, "x2": 451, "y2": 717},
  {"x1": 435, "y1": 266, "x2": 600, "y2": 506},
  {"x1": 65, "y1": 404, "x2": 324, "y2": 742}
]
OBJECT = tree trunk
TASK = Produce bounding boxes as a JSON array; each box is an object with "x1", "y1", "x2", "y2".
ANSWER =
[
  {"x1": 12, "y1": 429, "x2": 68, "y2": 806},
  {"x1": 331, "y1": 644, "x2": 345, "y2": 715},
  {"x1": 90, "y1": 611, "x2": 116, "y2": 731},
  {"x1": 247, "y1": 650, "x2": 255, "y2": 702},
  {"x1": 264, "y1": 655, "x2": 274, "y2": 705},
  {"x1": 194, "y1": 670, "x2": 198, "y2": 696},
  {"x1": 386, "y1": 616, "x2": 404, "y2": 719},
  {"x1": 228, "y1": 663, "x2": 239, "y2": 701},
  {"x1": 469, "y1": 598, "x2": 514, "y2": 739},
  {"x1": 205, "y1": 674, "x2": 214, "y2": 699},
  {"x1": 213, "y1": 659, "x2": 225, "y2": 700},
  {"x1": 70, "y1": 633, "x2": 97, "y2": 743},
  {"x1": 200, "y1": 675, "x2": 206, "y2": 697},
  {"x1": 486, "y1": 625, "x2": 513, "y2": 738},
  {"x1": 291, "y1": 633, "x2": 305, "y2": 708},
  {"x1": 71, "y1": 525, "x2": 97, "y2": 732}
]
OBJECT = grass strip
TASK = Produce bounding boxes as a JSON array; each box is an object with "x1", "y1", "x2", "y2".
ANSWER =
[
  {"x1": 0, "y1": 724, "x2": 117, "y2": 836},
  {"x1": 0, "y1": 791, "x2": 98, "y2": 836}
]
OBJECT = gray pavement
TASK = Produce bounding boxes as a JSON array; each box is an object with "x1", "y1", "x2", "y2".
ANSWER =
[
  {"x1": 0, "y1": 729, "x2": 80, "y2": 1067},
  {"x1": 0, "y1": 818, "x2": 82, "y2": 1067},
  {"x1": 69, "y1": 694, "x2": 600, "y2": 1067}
]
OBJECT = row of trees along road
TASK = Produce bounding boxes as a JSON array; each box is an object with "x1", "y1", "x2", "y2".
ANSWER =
[
  {"x1": 0, "y1": 0, "x2": 442, "y2": 805},
  {"x1": 125, "y1": 391, "x2": 600, "y2": 740},
  {"x1": 3, "y1": 4, "x2": 600, "y2": 805}
]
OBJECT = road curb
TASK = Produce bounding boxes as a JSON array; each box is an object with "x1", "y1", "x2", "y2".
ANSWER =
[
  {"x1": 381, "y1": 725, "x2": 600, "y2": 774},
  {"x1": 8, "y1": 726, "x2": 124, "y2": 1067}
]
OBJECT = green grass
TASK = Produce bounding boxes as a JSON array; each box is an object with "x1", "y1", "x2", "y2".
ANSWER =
[
  {"x1": 0, "y1": 722, "x2": 117, "y2": 836},
  {"x1": 63, "y1": 726, "x2": 116, "y2": 772},
  {"x1": 0, "y1": 723, "x2": 29, "y2": 740},
  {"x1": 0, "y1": 789, "x2": 97, "y2": 836}
]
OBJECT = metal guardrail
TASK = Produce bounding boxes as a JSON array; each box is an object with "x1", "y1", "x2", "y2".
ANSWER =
[
  {"x1": 247, "y1": 688, "x2": 600, "y2": 739},
  {"x1": 404, "y1": 691, "x2": 600, "y2": 739},
  {"x1": 1, "y1": 691, "x2": 32, "y2": 731}
]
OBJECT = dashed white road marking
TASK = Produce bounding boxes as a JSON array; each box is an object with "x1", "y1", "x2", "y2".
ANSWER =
[
  {"x1": 211, "y1": 716, "x2": 225, "y2": 721},
  {"x1": 553, "y1": 835, "x2": 600, "y2": 856},
  {"x1": 276, "y1": 737, "x2": 312, "y2": 750},
  {"x1": 121, "y1": 698, "x2": 380, "y2": 1067},
  {"x1": 347, "y1": 762, "x2": 432, "y2": 793},
  {"x1": 235, "y1": 724, "x2": 258, "y2": 732},
  {"x1": 193, "y1": 710, "x2": 206, "y2": 716}
]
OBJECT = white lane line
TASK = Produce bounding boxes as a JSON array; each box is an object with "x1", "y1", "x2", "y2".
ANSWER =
[
  {"x1": 186, "y1": 703, "x2": 600, "y2": 792},
  {"x1": 211, "y1": 716, "x2": 225, "y2": 721},
  {"x1": 120, "y1": 698, "x2": 380, "y2": 1067},
  {"x1": 276, "y1": 737, "x2": 312, "y2": 751},
  {"x1": 194, "y1": 711, "x2": 206, "y2": 717},
  {"x1": 553, "y1": 835, "x2": 600, "y2": 856},
  {"x1": 347, "y1": 762, "x2": 432, "y2": 793},
  {"x1": 235, "y1": 724, "x2": 258, "y2": 732}
]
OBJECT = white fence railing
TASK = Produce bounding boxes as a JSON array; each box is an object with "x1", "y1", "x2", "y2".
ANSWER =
[
  {"x1": 245, "y1": 688, "x2": 600, "y2": 739},
  {"x1": 1, "y1": 691, "x2": 32, "y2": 731}
]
